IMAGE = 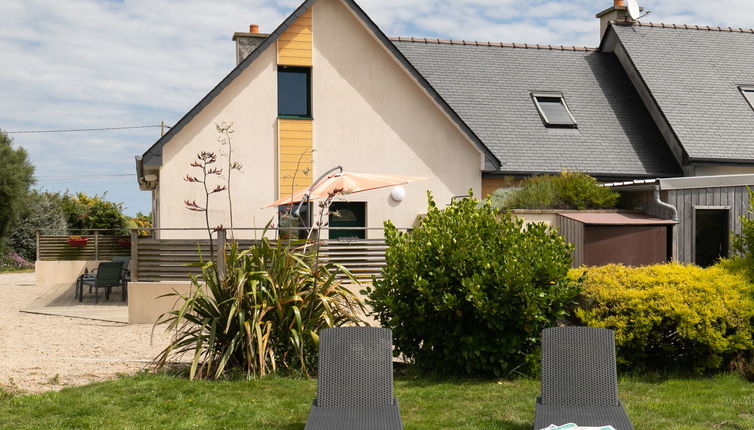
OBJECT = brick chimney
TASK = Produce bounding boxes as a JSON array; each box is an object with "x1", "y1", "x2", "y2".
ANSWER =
[
  {"x1": 232, "y1": 24, "x2": 269, "y2": 65},
  {"x1": 596, "y1": 0, "x2": 640, "y2": 40}
]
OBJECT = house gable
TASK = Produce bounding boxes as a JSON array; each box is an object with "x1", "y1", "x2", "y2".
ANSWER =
[{"x1": 138, "y1": 0, "x2": 499, "y2": 173}]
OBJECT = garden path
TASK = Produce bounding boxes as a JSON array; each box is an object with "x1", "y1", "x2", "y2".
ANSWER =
[{"x1": 0, "y1": 272, "x2": 170, "y2": 393}]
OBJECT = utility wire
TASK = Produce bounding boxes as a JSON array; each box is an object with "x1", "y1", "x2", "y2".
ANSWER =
[
  {"x1": 5, "y1": 125, "x2": 170, "y2": 134},
  {"x1": 36, "y1": 174, "x2": 136, "y2": 178}
]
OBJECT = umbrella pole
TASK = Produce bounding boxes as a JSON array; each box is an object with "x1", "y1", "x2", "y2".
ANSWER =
[
  {"x1": 297, "y1": 165, "x2": 342, "y2": 253},
  {"x1": 293, "y1": 165, "x2": 342, "y2": 217}
]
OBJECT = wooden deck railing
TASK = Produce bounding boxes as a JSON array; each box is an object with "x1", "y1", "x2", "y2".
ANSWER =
[
  {"x1": 36, "y1": 233, "x2": 131, "y2": 261},
  {"x1": 38, "y1": 228, "x2": 397, "y2": 284},
  {"x1": 127, "y1": 228, "x2": 395, "y2": 284}
]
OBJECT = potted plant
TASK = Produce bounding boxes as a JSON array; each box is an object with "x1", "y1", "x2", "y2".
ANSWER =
[
  {"x1": 117, "y1": 237, "x2": 131, "y2": 247},
  {"x1": 67, "y1": 235, "x2": 89, "y2": 247}
]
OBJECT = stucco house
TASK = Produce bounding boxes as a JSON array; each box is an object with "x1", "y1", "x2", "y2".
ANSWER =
[{"x1": 135, "y1": 0, "x2": 754, "y2": 242}]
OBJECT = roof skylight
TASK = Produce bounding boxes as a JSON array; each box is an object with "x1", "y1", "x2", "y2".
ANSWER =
[
  {"x1": 740, "y1": 87, "x2": 754, "y2": 111},
  {"x1": 532, "y1": 93, "x2": 577, "y2": 128}
]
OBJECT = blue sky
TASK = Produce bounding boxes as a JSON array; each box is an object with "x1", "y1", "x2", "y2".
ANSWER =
[{"x1": 1, "y1": 0, "x2": 753, "y2": 216}]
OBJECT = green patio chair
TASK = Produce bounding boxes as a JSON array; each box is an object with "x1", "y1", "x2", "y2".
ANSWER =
[
  {"x1": 78, "y1": 261, "x2": 124, "y2": 304},
  {"x1": 78, "y1": 256, "x2": 131, "y2": 301}
]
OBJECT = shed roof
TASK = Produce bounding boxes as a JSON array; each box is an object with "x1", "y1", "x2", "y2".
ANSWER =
[{"x1": 558, "y1": 212, "x2": 676, "y2": 225}]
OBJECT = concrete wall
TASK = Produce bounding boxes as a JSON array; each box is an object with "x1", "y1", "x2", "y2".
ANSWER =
[
  {"x1": 509, "y1": 210, "x2": 560, "y2": 228},
  {"x1": 35, "y1": 260, "x2": 123, "y2": 288},
  {"x1": 127, "y1": 281, "x2": 194, "y2": 325},
  {"x1": 154, "y1": 0, "x2": 482, "y2": 239}
]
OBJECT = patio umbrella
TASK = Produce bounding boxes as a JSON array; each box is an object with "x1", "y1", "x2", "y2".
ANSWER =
[{"x1": 263, "y1": 166, "x2": 426, "y2": 208}]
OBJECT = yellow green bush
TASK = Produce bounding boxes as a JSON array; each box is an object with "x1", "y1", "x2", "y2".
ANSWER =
[{"x1": 571, "y1": 263, "x2": 754, "y2": 375}]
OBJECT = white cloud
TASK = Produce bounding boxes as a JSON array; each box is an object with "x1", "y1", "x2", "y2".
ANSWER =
[{"x1": 1, "y1": 0, "x2": 752, "y2": 215}]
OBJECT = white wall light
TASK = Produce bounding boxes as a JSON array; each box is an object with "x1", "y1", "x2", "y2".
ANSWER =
[{"x1": 390, "y1": 185, "x2": 406, "y2": 202}]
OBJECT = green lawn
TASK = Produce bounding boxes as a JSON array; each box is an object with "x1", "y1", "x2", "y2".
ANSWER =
[{"x1": 0, "y1": 373, "x2": 751, "y2": 429}]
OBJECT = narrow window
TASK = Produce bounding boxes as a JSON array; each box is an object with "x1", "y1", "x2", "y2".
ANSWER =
[
  {"x1": 278, "y1": 67, "x2": 311, "y2": 118},
  {"x1": 740, "y1": 86, "x2": 754, "y2": 111},
  {"x1": 532, "y1": 93, "x2": 577, "y2": 128}
]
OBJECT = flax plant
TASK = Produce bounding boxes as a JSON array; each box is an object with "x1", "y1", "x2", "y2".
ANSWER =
[{"x1": 153, "y1": 231, "x2": 365, "y2": 380}]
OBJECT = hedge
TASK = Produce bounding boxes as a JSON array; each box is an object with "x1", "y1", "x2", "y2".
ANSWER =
[{"x1": 571, "y1": 263, "x2": 754, "y2": 375}]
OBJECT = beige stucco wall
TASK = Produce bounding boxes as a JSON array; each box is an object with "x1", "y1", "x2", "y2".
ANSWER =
[
  {"x1": 36, "y1": 260, "x2": 106, "y2": 287},
  {"x1": 311, "y1": 0, "x2": 482, "y2": 237},
  {"x1": 127, "y1": 281, "x2": 194, "y2": 324},
  {"x1": 509, "y1": 210, "x2": 559, "y2": 228},
  {"x1": 158, "y1": 46, "x2": 280, "y2": 239},
  {"x1": 154, "y1": 0, "x2": 482, "y2": 239},
  {"x1": 694, "y1": 165, "x2": 754, "y2": 176}
]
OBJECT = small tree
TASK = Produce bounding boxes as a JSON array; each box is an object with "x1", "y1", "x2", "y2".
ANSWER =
[
  {"x1": 367, "y1": 192, "x2": 580, "y2": 376},
  {"x1": 0, "y1": 131, "x2": 35, "y2": 245},
  {"x1": 9, "y1": 191, "x2": 67, "y2": 260}
]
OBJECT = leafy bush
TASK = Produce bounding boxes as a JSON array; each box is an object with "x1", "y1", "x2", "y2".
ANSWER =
[
  {"x1": 61, "y1": 192, "x2": 129, "y2": 234},
  {"x1": 154, "y1": 238, "x2": 365, "y2": 380},
  {"x1": 572, "y1": 264, "x2": 754, "y2": 375},
  {"x1": 129, "y1": 212, "x2": 152, "y2": 237},
  {"x1": 367, "y1": 193, "x2": 580, "y2": 377},
  {"x1": 493, "y1": 171, "x2": 618, "y2": 210},
  {"x1": 9, "y1": 191, "x2": 67, "y2": 260}
]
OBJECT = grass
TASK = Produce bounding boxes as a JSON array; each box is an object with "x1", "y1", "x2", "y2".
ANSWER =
[
  {"x1": 0, "y1": 372, "x2": 751, "y2": 429},
  {"x1": 0, "y1": 266, "x2": 33, "y2": 273}
]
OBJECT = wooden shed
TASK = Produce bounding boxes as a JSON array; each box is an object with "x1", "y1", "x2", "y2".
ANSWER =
[
  {"x1": 607, "y1": 174, "x2": 754, "y2": 266},
  {"x1": 556, "y1": 212, "x2": 676, "y2": 267}
]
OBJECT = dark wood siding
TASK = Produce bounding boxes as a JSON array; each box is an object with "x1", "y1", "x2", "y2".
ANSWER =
[
  {"x1": 630, "y1": 186, "x2": 753, "y2": 263},
  {"x1": 583, "y1": 225, "x2": 668, "y2": 266},
  {"x1": 555, "y1": 215, "x2": 584, "y2": 267}
]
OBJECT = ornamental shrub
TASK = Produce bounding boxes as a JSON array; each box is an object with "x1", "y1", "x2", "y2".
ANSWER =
[
  {"x1": 367, "y1": 192, "x2": 580, "y2": 377},
  {"x1": 494, "y1": 171, "x2": 619, "y2": 210},
  {"x1": 154, "y1": 239, "x2": 365, "y2": 380},
  {"x1": 572, "y1": 264, "x2": 754, "y2": 375},
  {"x1": 61, "y1": 192, "x2": 129, "y2": 234}
]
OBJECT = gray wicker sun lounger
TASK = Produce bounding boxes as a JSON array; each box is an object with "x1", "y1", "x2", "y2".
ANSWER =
[
  {"x1": 304, "y1": 326, "x2": 403, "y2": 430},
  {"x1": 534, "y1": 326, "x2": 634, "y2": 430}
]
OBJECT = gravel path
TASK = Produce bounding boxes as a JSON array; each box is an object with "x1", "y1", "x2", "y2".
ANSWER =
[{"x1": 0, "y1": 272, "x2": 171, "y2": 393}]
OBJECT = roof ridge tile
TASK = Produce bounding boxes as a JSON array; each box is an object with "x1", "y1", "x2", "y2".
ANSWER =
[
  {"x1": 611, "y1": 20, "x2": 754, "y2": 34},
  {"x1": 388, "y1": 36, "x2": 598, "y2": 51}
]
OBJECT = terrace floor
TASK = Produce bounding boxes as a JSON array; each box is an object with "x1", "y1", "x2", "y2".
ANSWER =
[{"x1": 21, "y1": 282, "x2": 127, "y2": 323}]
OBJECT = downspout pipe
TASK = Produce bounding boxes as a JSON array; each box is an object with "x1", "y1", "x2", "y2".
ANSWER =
[{"x1": 654, "y1": 184, "x2": 678, "y2": 221}]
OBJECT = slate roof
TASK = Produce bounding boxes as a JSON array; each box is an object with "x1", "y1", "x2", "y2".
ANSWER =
[
  {"x1": 393, "y1": 39, "x2": 682, "y2": 178},
  {"x1": 612, "y1": 23, "x2": 754, "y2": 163}
]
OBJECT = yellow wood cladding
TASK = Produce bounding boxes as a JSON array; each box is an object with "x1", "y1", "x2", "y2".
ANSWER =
[
  {"x1": 279, "y1": 118, "x2": 313, "y2": 198},
  {"x1": 277, "y1": 9, "x2": 312, "y2": 66},
  {"x1": 481, "y1": 177, "x2": 520, "y2": 198}
]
